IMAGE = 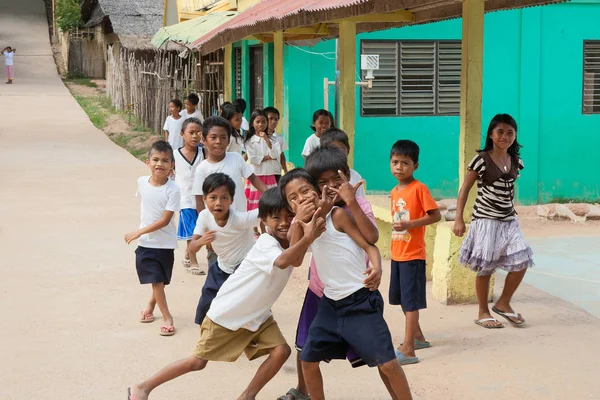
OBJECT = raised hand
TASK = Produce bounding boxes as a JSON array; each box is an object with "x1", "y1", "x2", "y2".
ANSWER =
[
  {"x1": 292, "y1": 192, "x2": 318, "y2": 223},
  {"x1": 363, "y1": 264, "x2": 382, "y2": 291},
  {"x1": 316, "y1": 184, "x2": 339, "y2": 217},
  {"x1": 328, "y1": 170, "x2": 364, "y2": 206},
  {"x1": 298, "y1": 207, "x2": 326, "y2": 241}
]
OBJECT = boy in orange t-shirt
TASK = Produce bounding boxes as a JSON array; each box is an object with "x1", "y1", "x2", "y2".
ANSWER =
[{"x1": 389, "y1": 140, "x2": 441, "y2": 365}]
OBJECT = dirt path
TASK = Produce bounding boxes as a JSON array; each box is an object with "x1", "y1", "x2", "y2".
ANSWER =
[{"x1": 1, "y1": 1, "x2": 599, "y2": 399}]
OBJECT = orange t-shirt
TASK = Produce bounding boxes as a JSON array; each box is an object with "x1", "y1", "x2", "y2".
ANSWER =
[{"x1": 390, "y1": 180, "x2": 438, "y2": 262}]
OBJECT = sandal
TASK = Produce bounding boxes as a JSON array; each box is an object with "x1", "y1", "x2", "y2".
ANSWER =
[
  {"x1": 186, "y1": 266, "x2": 206, "y2": 275},
  {"x1": 492, "y1": 306, "x2": 526, "y2": 327},
  {"x1": 401, "y1": 339, "x2": 431, "y2": 350},
  {"x1": 160, "y1": 325, "x2": 176, "y2": 336},
  {"x1": 474, "y1": 317, "x2": 504, "y2": 329},
  {"x1": 182, "y1": 259, "x2": 191, "y2": 268},
  {"x1": 277, "y1": 388, "x2": 310, "y2": 400},
  {"x1": 139, "y1": 311, "x2": 154, "y2": 323}
]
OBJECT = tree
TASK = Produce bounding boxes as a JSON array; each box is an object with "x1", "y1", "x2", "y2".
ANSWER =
[{"x1": 56, "y1": 0, "x2": 82, "y2": 32}]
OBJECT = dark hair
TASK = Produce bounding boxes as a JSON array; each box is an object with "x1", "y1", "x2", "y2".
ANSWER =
[
  {"x1": 202, "y1": 172, "x2": 236, "y2": 198},
  {"x1": 279, "y1": 168, "x2": 319, "y2": 206},
  {"x1": 181, "y1": 117, "x2": 202, "y2": 133},
  {"x1": 263, "y1": 106, "x2": 280, "y2": 119},
  {"x1": 147, "y1": 140, "x2": 174, "y2": 161},
  {"x1": 390, "y1": 140, "x2": 419, "y2": 164},
  {"x1": 219, "y1": 101, "x2": 232, "y2": 113},
  {"x1": 186, "y1": 93, "x2": 200, "y2": 106},
  {"x1": 258, "y1": 187, "x2": 288, "y2": 219},
  {"x1": 305, "y1": 146, "x2": 350, "y2": 181},
  {"x1": 245, "y1": 109, "x2": 268, "y2": 142},
  {"x1": 169, "y1": 99, "x2": 183, "y2": 110},
  {"x1": 320, "y1": 128, "x2": 350, "y2": 151},
  {"x1": 311, "y1": 109, "x2": 335, "y2": 132},
  {"x1": 202, "y1": 116, "x2": 232, "y2": 139},
  {"x1": 479, "y1": 113, "x2": 522, "y2": 157},
  {"x1": 220, "y1": 103, "x2": 243, "y2": 140},
  {"x1": 233, "y1": 98, "x2": 247, "y2": 114}
]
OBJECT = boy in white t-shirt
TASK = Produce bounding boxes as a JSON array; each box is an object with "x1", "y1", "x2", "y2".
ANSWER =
[
  {"x1": 264, "y1": 106, "x2": 288, "y2": 182},
  {"x1": 163, "y1": 99, "x2": 184, "y2": 150},
  {"x1": 301, "y1": 109, "x2": 334, "y2": 162},
  {"x1": 2, "y1": 46, "x2": 16, "y2": 84},
  {"x1": 189, "y1": 172, "x2": 259, "y2": 325},
  {"x1": 180, "y1": 93, "x2": 204, "y2": 123},
  {"x1": 124, "y1": 141, "x2": 181, "y2": 337},
  {"x1": 127, "y1": 188, "x2": 326, "y2": 400},
  {"x1": 320, "y1": 128, "x2": 367, "y2": 198}
]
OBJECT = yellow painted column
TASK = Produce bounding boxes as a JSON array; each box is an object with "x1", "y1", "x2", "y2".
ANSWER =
[
  {"x1": 273, "y1": 31, "x2": 284, "y2": 113},
  {"x1": 432, "y1": 0, "x2": 493, "y2": 305},
  {"x1": 337, "y1": 20, "x2": 357, "y2": 168},
  {"x1": 224, "y1": 44, "x2": 233, "y2": 102}
]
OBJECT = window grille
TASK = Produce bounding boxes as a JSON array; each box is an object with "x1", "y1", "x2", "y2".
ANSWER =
[{"x1": 583, "y1": 41, "x2": 600, "y2": 114}]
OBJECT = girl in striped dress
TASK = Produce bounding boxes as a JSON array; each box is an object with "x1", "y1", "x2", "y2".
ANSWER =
[{"x1": 453, "y1": 114, "x2": 533, "y2": 329}]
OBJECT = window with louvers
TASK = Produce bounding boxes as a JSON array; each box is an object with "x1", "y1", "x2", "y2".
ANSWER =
[
  {"x1": 583, "y1": 41, "x2": 600, "y2": 114},
  {"x1": 361, "y1": 40, "x2": 462, "y2": 116}
]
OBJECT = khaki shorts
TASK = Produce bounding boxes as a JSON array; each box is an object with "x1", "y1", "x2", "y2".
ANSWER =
[{"x1": 194, "y1": 316, "x2": 287, "y2": 362}]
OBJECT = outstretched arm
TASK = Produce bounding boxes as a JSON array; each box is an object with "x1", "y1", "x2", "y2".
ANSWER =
[
  {"x1": 189, "y1": 231, "x2": 216, "y2": 254},
  {"x1": 275, "y1": 211, "x2": 325, "y2": 268},
  {"x1": 124, "y1": 210, "x2": 175, "y2": 244}
]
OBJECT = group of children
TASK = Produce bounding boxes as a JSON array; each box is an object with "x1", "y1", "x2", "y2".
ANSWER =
[{"x1": 125, "y1": 98, "x2": 534, "y2": 398}]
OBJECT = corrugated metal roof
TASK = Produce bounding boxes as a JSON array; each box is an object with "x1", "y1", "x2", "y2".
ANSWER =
[{"x1": 151, "y1": 11, "x2": 239, "y2": 48}]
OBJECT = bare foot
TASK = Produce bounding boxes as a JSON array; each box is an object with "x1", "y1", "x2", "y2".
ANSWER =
[
  {"x1": 398, "y1": 344, "x2": 416, "y2": 358},
  {"x1": 128, "y1": 385, "x2": 149, "y2": 400}
]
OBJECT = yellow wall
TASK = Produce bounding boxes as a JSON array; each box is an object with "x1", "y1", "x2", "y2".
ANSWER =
[{"x1": 236, "y1": 0, "x2": 260, "y2": 12}]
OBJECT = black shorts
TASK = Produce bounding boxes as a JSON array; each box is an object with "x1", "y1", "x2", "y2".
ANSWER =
[
  {"x1": 135, "y1": 246, "x2": 174, "y2": 285},
  {"x1": 195, "y1": 259, "x2": 232, "y2": 325},
  {"x1": 389, "y1": 259, "x2": 427, "y2": 312},
  {"x1": 300, "y1": 288, "x2": 396, "y2": 368}
]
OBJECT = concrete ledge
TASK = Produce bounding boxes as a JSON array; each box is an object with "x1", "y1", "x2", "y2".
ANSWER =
[{"x1": 431, "y1": 222, "x2": 493, "y2": 305}]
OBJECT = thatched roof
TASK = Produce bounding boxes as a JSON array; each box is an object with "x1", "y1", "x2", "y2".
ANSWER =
[{"x1": 192, "y1": 0, "x2": 568, "y2": 54}]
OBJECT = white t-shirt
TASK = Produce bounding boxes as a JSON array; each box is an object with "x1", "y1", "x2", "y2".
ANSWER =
[
  {"x1": 207, "y1": 234, "x2": 293, "y2": 331},
  {"x1": 274, "y1": 132, "x2": 289, "y2": 152},
  {"x1": 310, "y1": 208, "x2": 367, "y2": 300},
  {"x1": 194, "y1": 209, "x2": 259, "y2": 274},
  {"x1": 302, "y1": 133, "x2": 320, "y2": 158},
  {"x1": 163, "y1": 116, "x2": 185, "y2": 150},
  {"x1": 245, "y1": 134, "x2": 281, "y2": 176},
  {"x1": 241, "y1": 116, "x2": 250, "y2": 131},
  {"x1": 226, "y1": 134, "x2": 245, "y2": 155},
  {"x1": 3, "y1": 51, "x2": 14, "y2": 66},
  {"x1": 180, "y1": 109, "x2": 204, "y2": 123},
  {"x1": 349, "y1": 169, "x2": 366, "y2": 198},
  {"x1": 191, "y1": 152, "x2": 253, "y2": 212},
  {"x1": 174, "y1": 148, "x2": 204, "y2": 209},
  {"x1": 136, "y1": 176, "x2": 180, "y2": 249}
]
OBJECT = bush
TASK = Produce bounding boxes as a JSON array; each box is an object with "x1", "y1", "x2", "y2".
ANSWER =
[{"x1": 56, "y1": 0, "x2": 82, "y2": 32}]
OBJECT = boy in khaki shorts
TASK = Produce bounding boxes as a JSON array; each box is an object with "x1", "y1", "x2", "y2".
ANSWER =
[{"x1": 128, "y1": 188, "x2": 326, "y2": 400}]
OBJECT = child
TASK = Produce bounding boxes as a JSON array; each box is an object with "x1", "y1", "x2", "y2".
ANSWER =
[
  {"x1": 244, "y1": 109, "x2": 281, "y2": 213},
  {"x1": 281, "y1": 169, "x2": 412, "y2": 400},
  {"x1": 264, "y1": 106, "x2": 288, "y2": 182},
  {"x1": 389, "y1": 140, "x2": 441, "y2": 365},
  {"x1": 2, "y1": 46, "x2": 16, "y2": 84},
  {"x1": 453, "y1": 114, "x2": 533, "y2": 329},
  {"x1": 233, "y1": 98, "x2": 249, "y2": 131},
  {"x1": 180, "y1": 93, "x2": 204, "y2": 122},
  {"x1": 301, "y1": 109, "x2": 334, "y2": 161},
  {"x1": 127, "y1": 188, "x2": 326, "y2": 400},
  {"x1": 220, "y1": 102, "x2": 245, "y2": 155},
  {"x1": 278, "y1": 150, "x2": 379, "y2": 400},
  {"x1": 163, "y1": 99, "x2": 184, "y2": 150},
  {"x1": 124, "y1": 141, "x2": 180, "y2": 337},
  {"x1": 189, "y1": 172, "x2": 260, "y2": 325},
  {"x1": 320, "y1": 128, "x2": 366, "y2": 198},
  {"x1": 174, "y1": 118, "x2": 205, "y2": 275}
]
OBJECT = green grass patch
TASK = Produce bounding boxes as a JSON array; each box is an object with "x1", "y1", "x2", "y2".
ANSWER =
[
  {"x1": 66, "y1": 77, "x2": 97, "y2": 87},
  {"x1": 74, "y1": 95, "x2": 106, "y2": 129}
]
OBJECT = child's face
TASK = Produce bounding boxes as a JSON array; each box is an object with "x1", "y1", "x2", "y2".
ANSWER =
[
  {"x1": 184, "y1": 99, "x2": 196, "y2": 112},
  {"x1": 316, "y1": 170, "x2": 347, "y2": 204},
  {"x1": 267, "y1": 113, "x2": 280, "y2": 133},
  {"x1": 390, "y1": 154, "x2": 417, "y2": 182},
  {"x1": 284, "y1": 178, "x2": 318, "y2": 214},
  {"x1": 329, "y1": 140, "x2": 349, "y2": 156},
  {"x1": 490, "y1": 122, "x2": 516, "y2": 151},
  {"x1": 253, "y1": 115, "x2": 268, "y2": 134},
  {"x1": 202, "y1": 126, "x2": 230, "y2": 157},
  {"x1": 314, "y1": 115, "x2": 332, "y2": 137},
  {"x1": 181, "y1": 122, "x2": 201, "y2": 148},
  {"x1": 169, "y1": 102, "x2": 181, "y2": 116},
  {"x1": 262, "y1": 208, "x2": 294, "y2": 243},
  {"x1": 230, "y1": 113, "x2": 243, "y2": 131},
  {"x1": 204, "y1": 185, "x2": 233, "y2": 219},
  {"x1": 146, "y1": 150, "x2": 174, "y2": 179}
]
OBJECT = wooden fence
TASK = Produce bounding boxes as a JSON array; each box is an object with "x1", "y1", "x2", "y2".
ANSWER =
[{"x1": 106, "y1": 46, "x2": 224, "y2": 134}]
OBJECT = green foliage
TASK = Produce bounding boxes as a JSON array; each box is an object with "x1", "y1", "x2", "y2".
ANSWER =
[
  {"x1": 74, "y1": 95, "x2": 106, "y2": 129},
  {"x1": 65, "y1": 77, "x2": 97, "y2": 87},
  {"x1": 56, "y1": 0, "x2": 82, "y2": 32}
]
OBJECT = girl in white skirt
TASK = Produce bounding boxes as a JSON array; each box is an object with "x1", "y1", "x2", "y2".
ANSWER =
[{"x1": 453, "y1": 114, "x2": 533, "y2": 329}]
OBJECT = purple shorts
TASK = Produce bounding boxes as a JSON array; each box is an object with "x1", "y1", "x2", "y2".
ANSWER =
[{"x1": 295, "y1": 288, "x2": 365, "y2": 368}]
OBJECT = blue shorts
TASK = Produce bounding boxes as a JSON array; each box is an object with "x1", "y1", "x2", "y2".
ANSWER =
[
  {"x1": 135, "y1": 246, "x2": 174, "y2": 285},
  {"x1": 300, "y1": 288, "x2": 396, "y2": 368},
  {"x1": 195, "y1": 259, "x2": 232, "y2": 325},
  {"x1": 177, "y1": 208, "x2": 198, "y2": 240},
  {"x1": 389, "y1": 259, "x2": 427, "y2": 312}
]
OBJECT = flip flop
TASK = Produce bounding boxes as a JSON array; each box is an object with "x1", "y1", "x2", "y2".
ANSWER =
[
  {"x1": 401, "y1": 339, "x2": 432, "y2": 350},
  {"x1": 182, "y1": 259, "x2": 191, "y2": 268},
  {"x1": 139, "y1": 311, "x2": 154, "y2": 323},
  {"x1": 160, "y1": 325, "x2": 176, "y2": 336},
  {"x1": 186, "y1": 266, "x2": 206, "y2": 275},
  {"x1": 277, "y1": 387, "x2": 311, "y2": 400},
  {"x1": 474, "y1": 317, "x2": 504, "y2": 329},
  {"x1": 395, "y1": 349, "x2": 419, "y2": 365},
  {"x1": 492, "y1": 306, "x2": 526, "y2": 328}
]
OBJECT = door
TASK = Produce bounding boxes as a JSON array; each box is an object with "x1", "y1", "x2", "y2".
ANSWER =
[{"x1": 249, "y1": 46, "x2": 264, "y2": 111}]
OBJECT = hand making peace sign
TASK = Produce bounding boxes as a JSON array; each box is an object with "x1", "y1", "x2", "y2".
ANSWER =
[{"x1": 327, "y1": 169, "x2": 365, "y2": 206}]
